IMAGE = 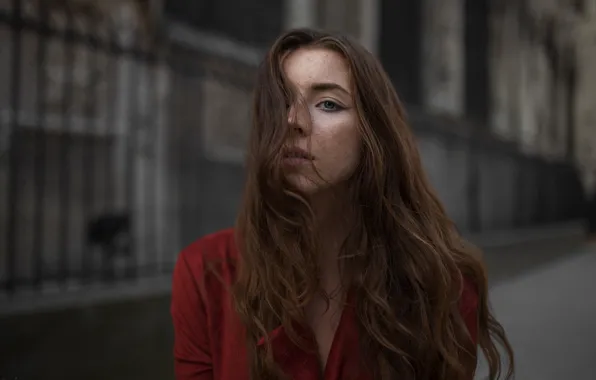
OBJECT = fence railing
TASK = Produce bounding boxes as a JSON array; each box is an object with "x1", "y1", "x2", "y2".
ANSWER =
[
  {"x1": 0, "y1": 0, "x2": 587, "y2": 298},
  {"x1": 0, "y1": 0, "x2": 170, "y2": 296}
]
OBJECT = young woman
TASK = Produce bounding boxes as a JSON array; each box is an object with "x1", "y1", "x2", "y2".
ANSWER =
[{"x1": 171, "y1": 28, "x2": 514, "y2": 380}]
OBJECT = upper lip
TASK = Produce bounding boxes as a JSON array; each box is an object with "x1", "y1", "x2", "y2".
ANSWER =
[{"x1": 284, "y1": 147, "x2": 313, "y2": 160}]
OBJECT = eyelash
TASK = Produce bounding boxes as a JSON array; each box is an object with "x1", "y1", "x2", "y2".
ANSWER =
[{"x1": 316, "y1": 100, "x2": 343, "y2": 112}]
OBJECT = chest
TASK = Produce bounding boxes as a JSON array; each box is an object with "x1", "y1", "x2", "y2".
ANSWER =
[
  {"x1": 214, "y1": 295, "x2": 366, "y2": 380},
  {"x1": 305, "y1": 295, "x2": 346, "y2": 369}
]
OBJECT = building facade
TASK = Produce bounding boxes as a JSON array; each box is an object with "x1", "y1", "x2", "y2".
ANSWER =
[{"x1": 0, "y1": 0, "x2": 590, "y2": 295}]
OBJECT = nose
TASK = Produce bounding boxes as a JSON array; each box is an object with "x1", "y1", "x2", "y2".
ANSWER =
[{"x1": 287, "y1": 103, "x2": 309, "y2": 136}]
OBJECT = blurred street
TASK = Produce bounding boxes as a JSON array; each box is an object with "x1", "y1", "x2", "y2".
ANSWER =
[{"x1": 475, "y1": 238, "x2": 596, "y2": 380}]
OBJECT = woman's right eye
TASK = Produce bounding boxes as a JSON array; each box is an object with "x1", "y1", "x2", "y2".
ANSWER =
[{"x1": 317, "y1": 100, "x2": 343, "y2": 112}]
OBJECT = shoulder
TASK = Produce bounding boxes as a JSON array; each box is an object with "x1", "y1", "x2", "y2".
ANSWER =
[
  {"x1": 177, "y1": 228, "x2": 238, "y2": 270},
  {"x1": 458, "y1": 275, "x2": 479, "y2": 344},
  {"x1": 172, "y1": 228, "x2": 239, "y2": 302},
  {"x1": 171, "y1": 229, "x2": 241, "y2": 374},
  {"x1": 458, "y1": 275, "x2": 479, "y2": 315}
]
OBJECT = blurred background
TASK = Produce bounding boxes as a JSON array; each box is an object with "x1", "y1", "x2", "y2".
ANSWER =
[{"x1": 0, "y1": 0, "x2": 595, "y2": 379}]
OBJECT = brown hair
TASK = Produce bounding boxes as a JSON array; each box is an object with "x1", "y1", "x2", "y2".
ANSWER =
[{"x1": 233, "y1": 28, "x2": 514, "y2": 380}]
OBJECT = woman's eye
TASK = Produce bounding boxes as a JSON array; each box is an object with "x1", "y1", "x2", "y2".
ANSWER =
[{"x1": 319, "y1": 100, "x2": 340, "y2": 111}]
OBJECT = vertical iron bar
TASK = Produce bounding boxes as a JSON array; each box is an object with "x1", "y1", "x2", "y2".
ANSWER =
[
  {"x1": 32, "y1": 0, "x2": 49, "y2": 289},
  {"x1": 146, "y1": 62, "x2": 157, "y2": 277},
  {"x1": 81, "y1": 13, "x2": 98, "y2": 282},
  {"x1": 101, "y1": 27, "x2": 119, "y2": 281},
  {"x1": 170, "y1": 59, "x2": 183, "y2": 274},
  {"x1": 124, "y1": 44, "x2": 140, "y2": 280},
  {"x1": 57, "y1": 7, "x2": 75, "y2": 287},
  {"x1": 6, "y1": 0, "x2": 23, "y2": 295}
]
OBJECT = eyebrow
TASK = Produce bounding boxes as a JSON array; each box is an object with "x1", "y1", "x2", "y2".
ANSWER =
[{"x1": 309, "y1": 82, "x2": 351, "y2": 96}]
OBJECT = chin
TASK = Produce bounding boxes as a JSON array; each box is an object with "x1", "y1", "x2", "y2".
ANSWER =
[{"x1": 285, "y1": 173, "x2": 323, "y2": 195}]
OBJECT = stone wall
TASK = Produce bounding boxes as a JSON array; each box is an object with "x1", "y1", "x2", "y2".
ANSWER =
[
  {"x1": 489, "y1": 0, "x2": 596, "y2": 193},
  {"x1": 421, "y1": 0, "x2": 465, "y2": 116}
]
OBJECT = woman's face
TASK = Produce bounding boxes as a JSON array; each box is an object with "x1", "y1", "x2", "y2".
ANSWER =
[{"x1": 282, "y1": 47, "x2": 361, "y2": 195}]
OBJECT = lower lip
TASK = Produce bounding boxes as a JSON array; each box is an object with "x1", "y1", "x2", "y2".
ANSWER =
[{"x1": 283, "y1": 157, "x2": 312, "y2": 166}]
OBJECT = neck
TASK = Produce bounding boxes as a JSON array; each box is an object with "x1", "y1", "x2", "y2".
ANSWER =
[{"x1": 309, "y1": 187, "x2": 353, "y2": 288}]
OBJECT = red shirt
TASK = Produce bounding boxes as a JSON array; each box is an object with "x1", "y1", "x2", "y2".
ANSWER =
[{"x1": 171, "y1": 228, "x2": 479, "y2": 380}]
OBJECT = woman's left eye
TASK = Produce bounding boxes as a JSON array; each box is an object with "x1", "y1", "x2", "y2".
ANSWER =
[{"x1": 318, "y1": 100, "x2": 340, "y2": 111}]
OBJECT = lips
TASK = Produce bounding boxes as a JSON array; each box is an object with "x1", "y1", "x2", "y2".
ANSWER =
[{"x1": 283, "y1": 147, "x2": 313, "y2": 160}]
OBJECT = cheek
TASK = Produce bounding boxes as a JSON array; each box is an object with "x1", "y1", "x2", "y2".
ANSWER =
[{"x1": 316, "y1": 119, "x2": 361, "y2": 171}]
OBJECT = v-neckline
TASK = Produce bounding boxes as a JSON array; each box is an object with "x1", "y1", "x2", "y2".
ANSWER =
[{"x1": 320, "y1": 291, "x2": 355, "y2": 379}]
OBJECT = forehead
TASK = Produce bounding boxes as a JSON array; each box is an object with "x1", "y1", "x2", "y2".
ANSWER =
[{"x1": 282, "y1": 47, "x2": 351, "y2": 90}]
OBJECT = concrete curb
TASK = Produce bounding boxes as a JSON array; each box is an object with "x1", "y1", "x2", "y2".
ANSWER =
[
  {"x1": 465, "y1": 219, "x2": 587, "y2": 249},
  {"x1": 0, "y1": 276, "x2": 173, "y2": 318}
]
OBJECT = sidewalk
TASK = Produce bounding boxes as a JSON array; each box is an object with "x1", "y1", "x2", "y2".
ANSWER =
[
  {"x1": 468, "y1": 220, "x2": 587, "y2": 286},
  {"x1": 475, "y1": 242, "x2": 596, "y2": 380}
]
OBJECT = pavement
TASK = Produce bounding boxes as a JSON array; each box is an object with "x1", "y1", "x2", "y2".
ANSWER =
[{"x1": 474, "y1": 240, "x2": 596, "y2": 380}]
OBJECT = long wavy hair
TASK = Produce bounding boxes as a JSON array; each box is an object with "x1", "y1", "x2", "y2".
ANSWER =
[{"x1": 233, "y1": 28, "x2": 514, "y2": 380}]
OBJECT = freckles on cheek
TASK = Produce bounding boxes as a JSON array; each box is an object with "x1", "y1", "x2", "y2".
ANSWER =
[
  {"x1": 323, "y1": 132, "x2": 358, "y2": 162},
  {"x1": 333, "y1": 124, "x2": 360, "y2": 149}
]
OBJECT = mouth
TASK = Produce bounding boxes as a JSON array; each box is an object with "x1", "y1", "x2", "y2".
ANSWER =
[
  {"x1": 282, "y1": 148, "x2": 314, "y2": 166},
  {"x1": 283, "y1": 148, "x2": 313, "y2": 161}
]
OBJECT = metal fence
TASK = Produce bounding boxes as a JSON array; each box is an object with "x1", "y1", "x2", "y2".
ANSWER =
[
  {"x1": 0, "y1": 0, "x2": 587, "y2": 298},
  {"x1": 0, "y1": 0, "x2": 170, "y2": 295},
  {"x1": 0, "y1": 0, "x2": 261, "y2": 297}
]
